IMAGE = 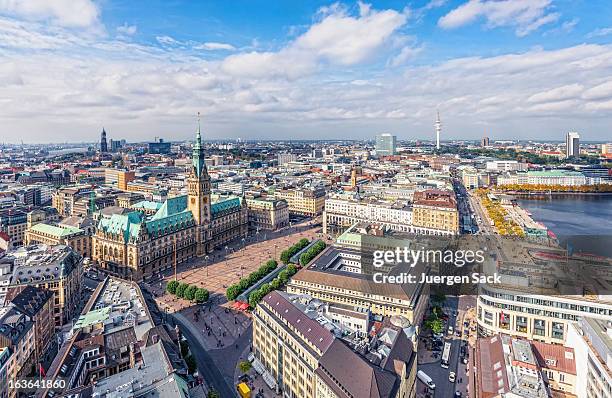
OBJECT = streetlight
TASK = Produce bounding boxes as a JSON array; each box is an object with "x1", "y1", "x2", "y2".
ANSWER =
[{"x1": 205, "y1": 255, "x2": 209, "y2": 277}]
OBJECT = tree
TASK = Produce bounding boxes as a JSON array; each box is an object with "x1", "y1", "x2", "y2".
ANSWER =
[
  {"x1": 280, "y1": 250, "x2": 291, "y2": 264},
  {"x1": 425, "y1": 318, "x2": 444, "y2": 334},
  {"x1": 238, "y1": 360, "x2": 252, "y2": 374},
  {"x1": 226, "y1": 285, "x2": 240, "y2": 301},
  {"x1": 185, "y1": 354, "x2": 197, "y2": 374},
  {"x1": 195, "y1": 288, "x2": 209, "y2": 303},
  {"x1": 207, "y1": 390, "x2": 220, "y2": 398},
  {"x1": 184, "y1": 285, "x2": 197, "y2": 301},
  {"x1": 166, "y1": 280, "x2": 179, "y2": 295},
  {"x1": 287, "y1": 264, "x2": 297, "y2": 276},
  {"x1": 176, "y1": 282, "x2": 189, "y2": 298},
  {"x1": 270, "y1": 278, "x2": 281, "y2": 290}
]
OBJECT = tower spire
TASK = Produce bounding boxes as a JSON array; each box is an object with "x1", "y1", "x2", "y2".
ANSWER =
[
  {"x1": 435, "y1": 110, "x2": 441, "y2": 150},
  {"x1": 196, "y1": 112, "x2": 202, "y2": 144}
]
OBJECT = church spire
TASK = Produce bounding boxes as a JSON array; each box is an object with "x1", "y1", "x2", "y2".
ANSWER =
[{"x1": 192, "y1": 112, "x2": 207, "y2": 178}]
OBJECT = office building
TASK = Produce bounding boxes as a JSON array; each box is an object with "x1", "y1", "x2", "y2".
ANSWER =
[
  {"x1": 274, "y1": 187, "x2": 325, "y2": 217},
  {"x1": 0, "y1": 208, "x2": 28, "y2": 249},
  {"x1": 148, "y1": 138, "x2": 172, "y2": 154},
  {"x1": 252, "y1": 291, "x2": 417, "y2": 398},
  {"x1": 277, "y1": 153, "x2": 298, "y2": 165},
  {"x1": 376, "y1": 133, "x2": 397, "y2": 156},
  {"x1": 566, "y1": 131, "x2": 580, "y2": 158},
  {"x1": 497, "y1": 170, "x2": 587, "y2": 186},
  {"x1": 411, "y1": 189, "x2": 459, "y2": 235},
  {"x1": 481, "y1": 136, "x2": 490, "y2": 147},
  {"x1": 566, "y1": 317, "x2": 612, "y2": 398},
  {"x1": 246, "y1": 197, "x2": 289, "y2": 231},
  {"x1": 104, "y1": 169, "x2": 135, "y2": 190}
]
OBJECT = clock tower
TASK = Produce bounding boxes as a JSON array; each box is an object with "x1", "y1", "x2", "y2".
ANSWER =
[{"x1": 188, "y1": 114, "x2": 211, "y2": 254}]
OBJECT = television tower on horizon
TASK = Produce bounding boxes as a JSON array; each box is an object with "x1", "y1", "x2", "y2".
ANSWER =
[{"x1": 435, "y1": 110, "x2": 441, "y2": 150}]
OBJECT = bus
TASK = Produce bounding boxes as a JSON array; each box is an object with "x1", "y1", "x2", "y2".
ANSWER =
[
  {"x1": 417, "y1": 370, "x2": 436, "y2": 390},
  {"x1": 441, "y1": 341, "x2": 452, "y2": 369}
]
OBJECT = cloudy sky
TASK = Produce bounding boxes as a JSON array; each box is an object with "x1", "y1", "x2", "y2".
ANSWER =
[{"x1": 1, "y1": 0, "x2": 611, "y2": 143}]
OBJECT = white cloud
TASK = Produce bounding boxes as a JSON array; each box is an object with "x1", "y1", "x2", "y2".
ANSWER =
[
  {"x1": 586, "y1": 27, "x2": 612, "y2": 38},
  {"x1": 438, "y1": 0, "x2": 559, "y2": 36},
  {"x1": 116, "y1": 23, "x2": 137, "y2": 36},
  {"x1": 221, "y1": 2, "x2": 408, "y2": 79},
  {"x1": 0, "y1": 0, "x2": 99, "y2": 28},
  {"x1": 388, "y1": 45, "x2": 423, "y2": 67},
  {"x1": 527, "y1": 84, "x2": 583, "y2": 103},
  {"x1": 194, "y1": 42, "x2": 235, "y2": 51},
  {"x1": 156, "y1": 35, "x2": 180, "y2": 46}
]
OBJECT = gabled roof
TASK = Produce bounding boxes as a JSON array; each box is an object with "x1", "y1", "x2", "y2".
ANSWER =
[
  {"x1": 30, "y1": 223, "x2": 83, "y2": 238},
  {"x1": 150, "y1": 195, "x2": 188, "y2": 220},
  {"x1": 211, "y1": 196, "x2": 242, "y2": 217},
  {"x1": 317, "y1": 339, "x2": 398, "y2": 398}
]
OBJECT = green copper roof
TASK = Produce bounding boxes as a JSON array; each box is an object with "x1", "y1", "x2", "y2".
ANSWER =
[
  {"x1": 211, "y1": 197, "x2": 242, "y2": 216},
  {"x1": 192, "y1": 122, "x2": 207, "y2": 178},
  {"x1": 30, "y1": 223, "x2": 83, "y2": 238},
  {"x1": 73, "y1": 306, "x2": 111, "y2": 330},
  {"x1": 526, "y1": 170, "x2": 584, "y2": 177},
  {"x1": 132, "y1": 200, "x2": 163, "y2": 211},
  {"x1": 97, "y1": 196, "x2": 195, "y2": 243},
  {"x1": 151, "y1": 195, "x2": 188, "y2": 220},
  {"x1": 97, "y1": 211, "x2": 144, "y2": 243}
]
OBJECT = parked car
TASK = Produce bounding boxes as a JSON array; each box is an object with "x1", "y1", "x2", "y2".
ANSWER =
[{"x1": 449, "y1": 371, "x2": 456, "y2": 383}]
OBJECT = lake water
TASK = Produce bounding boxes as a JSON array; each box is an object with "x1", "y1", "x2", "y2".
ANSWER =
[{"x1": 517, "y1": 194, "x2": 612, "y2": 257}]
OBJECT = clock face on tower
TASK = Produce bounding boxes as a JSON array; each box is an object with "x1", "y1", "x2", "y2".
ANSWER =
[{"x1": 191, "y1": 198, "x2": 196, "y2": 204}]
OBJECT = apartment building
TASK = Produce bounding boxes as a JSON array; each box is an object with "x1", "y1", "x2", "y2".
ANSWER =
[
  {"x1": 2, "y1": 244, "x2": 83, "y2": 327},
  {"x1": 566, "y1": 317, "x2": 612, "y2": 398},
  {"x1": 52, "y1": 186, "x2": 94, "y2": 216},
  {"x1": 274, "y1": 187, "x2": 325, "y2": 217},
  {"x1": 0, "y1": 207, "x2": 28, "y2": 249},
  {"x1": 411, "y1": 189, "x2": 459, "y2": 235},
  {"x1": 323, "y1": 194, "x2": 413, "y2": 235},
  {"x1": 25, "y1": 222, "x2": 92, "y2": 259},
  {"x1": 5, "y1": 286, "x2": 55, "y2": 371},
  {"x1": 253, "y1": 291, "x2": 417, "y2": 398},
  {"x1": 0, "y1": 306, "x2": 35, "y2": 396},
  {"x1": 476, "y1": 334, "x2": 577, "y2": 398},
  {"x1": 104, "y1": 169, "x2": 135, "y2": 190},
  {"x1": 246, "y1": 197, "x2": 289, "y2": 231}
]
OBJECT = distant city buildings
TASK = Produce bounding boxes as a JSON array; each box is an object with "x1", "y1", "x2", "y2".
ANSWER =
[
  {"x1": 375, "y1": 133, "x2": 397, "y2": 156},
  {"x1": 277, "y1": 152, "x2": 297, "y2": 165},
  {"x1": 148, "y1": 138, "x2": 171, "y2": 154},
  {"x1": 566, "y1": 131, "x2": 580, "y2": 158},
  {"x1": 481, "y1": 136, "x2": 490, "y2": 147}
]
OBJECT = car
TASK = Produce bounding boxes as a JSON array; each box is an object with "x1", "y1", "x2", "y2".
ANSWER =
[
  {"x1": 455, "y1": 392, "x2": 462, "y2": 398},
  {"x1": 448, "y1": 326, "x2": 454, "y2": 335},
  {"x1": 463, "y1": 357, "x2": 469, "y2": 364},
  {"x1": 449, "y1": 371, "x2": 456, "y2": 383}
]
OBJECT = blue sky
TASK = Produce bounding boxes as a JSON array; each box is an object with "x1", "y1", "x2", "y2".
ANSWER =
[{"x1": 0, "y1": 0, "x2": 611, "y2": 143}]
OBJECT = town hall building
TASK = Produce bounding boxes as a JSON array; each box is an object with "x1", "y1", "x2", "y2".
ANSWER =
[{"x1": 91, "y1": 122, "x2": 248, "y2": 280}]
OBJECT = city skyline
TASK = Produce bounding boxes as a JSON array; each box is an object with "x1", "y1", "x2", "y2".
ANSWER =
[{"x1": 1, "y1": 0, "x2": 612, "y2": 143}]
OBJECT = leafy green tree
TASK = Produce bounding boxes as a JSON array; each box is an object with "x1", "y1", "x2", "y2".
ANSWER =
[
  {"x1": 166, "y1": 280, "x2": 179, "y2": 295},
  {"x1": 207, "y1": 390, "x2": 220, "y2": 398},
  {"x1": 226, "y1": 285, "x2": 240, "y2": 301},
  {"x1": 176, "y1": 282, "x2": 189, "y2": 298},
  {"x1": 270, "y1": 278, "x2": 281, "y2": 290},
  {"x1": 184, "y1": 285, "x2": 197, "y2": 301},
  {"x1": 238, "y1": 360, "x2": 252, "y2": 374},
  {"x1": 195, "y1": 288, "x2": 209, "y2": 303},
  {"x1": 287, "y1": 264, "x2": 297, "y2": 276},
  {"x1": 426, "y1": 318, "x2": 444, "y2": 334}
]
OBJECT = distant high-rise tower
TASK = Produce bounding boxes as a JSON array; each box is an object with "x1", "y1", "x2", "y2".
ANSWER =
[
  {"x1": 435, "y1": 111, "x2": 441, "y2": 150},
  {"x1": 100, "y1": 128, "x2": 108, "y2": 152},
  {"x1": 566, "y1": 132, "x2": 580, "y2": 158},
  {"x1": 375, "y1": 133, "x2": 396, "y2": 156},
  {"x1": 481, "y1": 136, "x2": 490, "y2": 147}
]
